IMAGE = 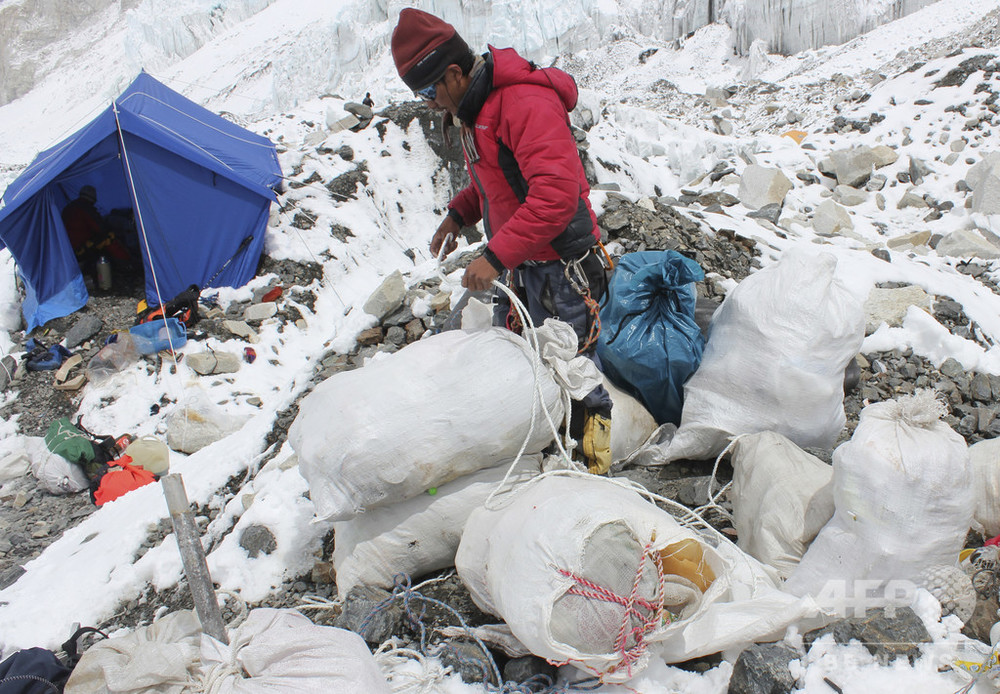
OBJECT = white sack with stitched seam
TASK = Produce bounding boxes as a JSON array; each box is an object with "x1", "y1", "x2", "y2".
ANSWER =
[
  {"x1": 198, "y1": 608, "x2": 390, "y2": 693},
  {"x1": 645, "y1": 249, "x2": 864, "y2": 464},
  {"x1": 456, "y1": 475, "x2": 814, "y2": 682},
  {"x1": 970, "y1": 437, "x2": 1000, "y2": 537},
  {"x1": 290, "y1": 321, "x2": 586, "y2": 521},
  {"x1": 786, "y1": 390, "x2": 971, "y2": 598},
  {"x1": 730, "y1": 431, "x2": 834, "y2": 579},
  {"x1": 333, "y1": 455, "x2": 542, "y2": 596}
]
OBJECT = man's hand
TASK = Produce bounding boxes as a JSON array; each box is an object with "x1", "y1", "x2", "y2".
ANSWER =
[
  {"x1": 462, "y1": 256, "x2": 501, "y2": 292},
  {"x1": 430, "y1": 216, "x2": 460, "y2": 257}
]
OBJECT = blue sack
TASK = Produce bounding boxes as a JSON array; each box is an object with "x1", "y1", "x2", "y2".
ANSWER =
[{"x1": 597, "y1": 250, "x2": 705, "y2": 425}]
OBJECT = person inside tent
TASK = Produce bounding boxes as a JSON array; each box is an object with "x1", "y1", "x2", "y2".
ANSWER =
[
  {"x1": 61, "y1": 185, "x2": 133, "y2": 286},
  {"x1": 390, "y1": 8, "x2": 613, "y2": 474}
]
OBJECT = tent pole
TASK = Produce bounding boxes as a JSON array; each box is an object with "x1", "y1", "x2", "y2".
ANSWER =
[{"x1": 113, "y1": 101, "x2": 179, "y2": 357}]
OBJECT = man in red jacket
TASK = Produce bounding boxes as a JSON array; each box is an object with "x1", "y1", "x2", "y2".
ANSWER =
[{"x1": 391, "y1": 8, "x2": 612, "y2": 474}]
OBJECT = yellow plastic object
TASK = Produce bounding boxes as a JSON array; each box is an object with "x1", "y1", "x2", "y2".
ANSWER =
[
  {"x1": 125, "y1": 436, "x2": 170, "y2": 475},
  {"x1": 136, "y1": 299, "x2": 148, "y2": 314},
  {"x1": 782, "y1": 129, "x2": 808, "y2": 144},
  {"x1": 959, "y1": 548, "x2": 977, "y2": 563},
  {"x1": 659, "y1": 538, "x2": 716, "y2": 592},
  {"x1": 583, "y1": 412, "x2": 612, "y2": 475}
]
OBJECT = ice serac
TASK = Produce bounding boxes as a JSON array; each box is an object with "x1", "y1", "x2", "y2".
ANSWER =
[{"x1": 723, "y1": 0, "x2": 940, "y2": 56}]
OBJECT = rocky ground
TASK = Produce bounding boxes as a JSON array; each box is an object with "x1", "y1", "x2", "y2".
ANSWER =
[{"x1": 5, "y1": 27, "x2": 1000, "y2": 690}]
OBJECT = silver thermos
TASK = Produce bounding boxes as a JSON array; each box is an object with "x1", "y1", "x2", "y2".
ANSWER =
[{"x1": 96, "y1": 255, "x2": 112, "y2": 291}]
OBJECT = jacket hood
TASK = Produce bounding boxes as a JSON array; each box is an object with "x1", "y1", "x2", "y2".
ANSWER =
[{"x1": 489, "y1": 45, "x2": 578, "y2": 112}]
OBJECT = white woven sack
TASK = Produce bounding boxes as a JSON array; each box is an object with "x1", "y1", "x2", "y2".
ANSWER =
[
  {"x1": 652, "y1": 249, "x2": 864, "y2": 464},
  {"x1": 730, "y1": 432, "x2": 834, "y2": 579},
  {"x1": 199, "y1": 608, "x2": 389, "y2": 693},
  {"x1": 970, "y1": 438, "x2": 1000, "y2": 537},
  {"x1": 65, "y1": 610, "x2": 202, "y2": 694},
  {"x1": 25, "y1": 436, "x2": 89, "y2": 494},
  {"x1": 333, "y1": 455, "x2": 542, "y2": 596},
  {"x1": 786, "y1": 391, "x2": 972, "y2": 598},
  {"x1": 289, "y1": 323, "x2": 576, "y2": 521},
  {"x1": 456, "y1": 475, "x2": 811, "y2": 681},
  {"x1": 604, "y1": 377, "x2": 658, "y2": 464}
]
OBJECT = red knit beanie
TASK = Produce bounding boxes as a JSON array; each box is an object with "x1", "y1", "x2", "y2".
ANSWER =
[{"x1": 391, "y1": 8, "x2": 471, "y2": 91}]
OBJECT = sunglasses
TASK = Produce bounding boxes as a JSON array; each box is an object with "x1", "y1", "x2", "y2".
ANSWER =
[{"x1": 415, "y1": 82, "x2": 438, "y2": 101}]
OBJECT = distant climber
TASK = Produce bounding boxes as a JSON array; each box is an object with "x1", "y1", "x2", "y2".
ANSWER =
[{"x1": 362, "y1": 92, "x2": 374, "y2": 108}]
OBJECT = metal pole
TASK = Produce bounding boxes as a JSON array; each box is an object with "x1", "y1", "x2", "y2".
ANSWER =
[{"x1": 161, "y1": 474, "x2": 228, "y2": 644}]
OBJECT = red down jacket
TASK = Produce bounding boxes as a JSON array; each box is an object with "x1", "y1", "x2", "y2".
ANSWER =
[{"x1": 447, "y1": 46, "x2": 599, "y2": 270}]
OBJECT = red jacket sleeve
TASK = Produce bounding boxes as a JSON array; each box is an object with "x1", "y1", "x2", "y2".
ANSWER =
[
  {"x1": 486, "y1": 87, "x2": 584, "y2": 269},
  {"x1": 448, "y1": 184, "x2": 482, "y2": 228}
]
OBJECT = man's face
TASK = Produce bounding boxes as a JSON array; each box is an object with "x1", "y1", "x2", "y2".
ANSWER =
[{"x1": 417, "y1": 65, "x2": 462, "y2": 116}]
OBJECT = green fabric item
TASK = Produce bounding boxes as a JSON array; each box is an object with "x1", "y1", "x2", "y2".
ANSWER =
[{"x1": 44, "y1": 417, "x2": 95, "y2": 464}]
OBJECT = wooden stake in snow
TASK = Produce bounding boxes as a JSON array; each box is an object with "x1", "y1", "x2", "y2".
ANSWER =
[{"x1": 162, "y1": 474, "x2": 229, "y2": 644}]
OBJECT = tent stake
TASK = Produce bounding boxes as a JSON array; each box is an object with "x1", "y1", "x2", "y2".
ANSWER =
[{"x1": 161, "y1": 474, "x2": 229, "y2": 644}]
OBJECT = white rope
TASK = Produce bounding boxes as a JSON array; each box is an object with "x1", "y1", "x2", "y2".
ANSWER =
[
  {"x1": 374, "y1": 638, "x2": 454, "y2": 693},
  {"x1": 692, "y1": 435, "x2": 743, "y2": 523}
]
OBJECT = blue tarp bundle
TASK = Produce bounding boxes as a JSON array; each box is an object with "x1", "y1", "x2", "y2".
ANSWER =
[
  {"x1": 597, "y1": 250, "x2": 706, "y2": 425},
  {"x1": 0, "y1": 72, "x2": 282, "y2": 330}
]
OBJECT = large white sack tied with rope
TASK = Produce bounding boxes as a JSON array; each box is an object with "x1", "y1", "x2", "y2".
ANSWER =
[
  {"x1": 456, "y1": 474, "x2": 814, "y2": 683},
  {"x1": 970, "y1": 437, "x2": 1000, "y2": 537},
  {"x1": 786, "y1": 390, "x2": 972, "y2": 598},
  {"x1": 290, "y1": 320, "x2": 598, "y2": 521},
  {"x1": 333, "y1": 455, "x2": 542, "y2": 596},
  {"x1": 199, "y1": 608, "x2": 390, "y2": 693},
  {"x1": 642, "y1": 249, "x2": 864, "y2": 465},
  {"x1": 730, "y1": 432, "x2": 834, "y2": 579},
  {"x1": 65, "y1": 610, "x2": 202, "y2": 694}
]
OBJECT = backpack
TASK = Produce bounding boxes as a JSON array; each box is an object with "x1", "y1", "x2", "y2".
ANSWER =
[
  {"x1": 0, "y1": 647, "x2": 71, "y2": 694},
  {"x1": 43, "y1": 418, "x2": 117, "y2": 481},
  {"x1": 135, "y1": 284, "x2": 201, "y2": 328}
]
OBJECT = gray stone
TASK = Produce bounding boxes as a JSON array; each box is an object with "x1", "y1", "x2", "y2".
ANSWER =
[
  {"x1": 863, "y1": 285, "x2": 931, "y2": 334},
  {"x1": 187, "y1": 350, "x2": 241, "y2": 375},
  {"x1": 866, "y1": 174, "x2": 887, "y2": 192},
  {"x1": 872, "y1": 248, "x2": 891, "y2": 262},
  {"x1": 335, "y1": 585, "x2": 405, "y2": 644},
  {"x1": 222, "y1": 320, "x2": 260, "y2": 343},
  {"x1": 344, "y1": 102, "x2": 374, "y2": 129},
  {"x1": 828, "y1": 146, "x2": 877, "y2": 187},
  {"x1": 677, "y1": 476, "x2": 713, "y2": 507},
  {"x1": 834, "y1": 185, "x2": 867, "y2": 206},
  {"x1": 243, "y1": 302, "x2": 278, "y2": 323},
  {"x1": 897, "y1": 191, "x2": 929, "y2": 209},
  {"x1": 363, "y1": 270, "x2": 406, "y2": 321},
  {"x1": 812, "y1": 199, "x2": 853, "y2": 236},
  {"x1": 64, "y1": 315, "x2": 103, "y2": 349},
  {"x1": 727, "y1": 642, "x2": 799, "y2": 694},
  {"x1": 698, "y1": 191, "x2": 739, "y2": 207},
  {"x1": 438, "y1": 640, "x2": 498, "y2": 685},
  {"x1": 803, "y1": 606, "x2": 931, "y2": 665},
  {"x1": 503, "y1": 656, "x2": 558, "y2": 687},
  {"x1": 908, "y1": 156, "x2": 932, "y2": 185},
  {"x1": 971, "y1": 373, "x2": 993, "y2": 402},
  {"x1": 871, "y1": 145, "x2": 899, "y2": 169},
  {"x1": 738, "y1": 165, "x2": 792, "y2": 210},
  {"x1": 385, "y1": 326, "x2": 406, "y2": 345},
  {"x1": 336, "y1": 145, "x2": 355, "y2": 161},
  {"x1": 747, "y1": 203, "x2": 782, "y2": 224},
  {"x1": 0, "y1": 356, "x2": 16, "y2": 391},
  {"x1": 939, "y1": 358, "x2": 966, "y2": 379},
  {"x1": 239, "y1": 524, "x2": 277, "y2": 558},
  {"x1": 970, "y1": 155, "x2": 1000, "y2": 215},
  {"x1": 935, "y1": 228, "x2": 1000, "y2": 259},
  {"x1": 0, "y1": 564, "x2": 26, "y2": 590}
]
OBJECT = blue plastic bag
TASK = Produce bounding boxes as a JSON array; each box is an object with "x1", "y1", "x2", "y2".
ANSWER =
[{"x1": 597, "y1": 251, "x2": 705, "y2": 425}]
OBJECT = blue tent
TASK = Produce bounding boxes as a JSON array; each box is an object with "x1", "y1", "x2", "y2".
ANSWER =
[{"x1": 0, "y1": 72, "x2": 282, "y2": 330}]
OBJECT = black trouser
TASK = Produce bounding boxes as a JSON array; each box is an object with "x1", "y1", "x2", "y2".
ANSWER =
[{"x1": 493, "y1": 249, "x2": 613, "y2": 417}]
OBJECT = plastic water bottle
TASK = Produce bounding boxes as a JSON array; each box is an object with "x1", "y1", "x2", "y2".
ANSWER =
[{"x1": 96, "y1": 255, "x2": 112, "y2": 291}]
